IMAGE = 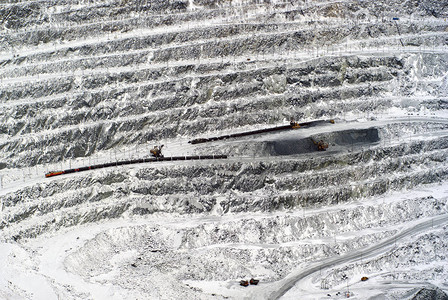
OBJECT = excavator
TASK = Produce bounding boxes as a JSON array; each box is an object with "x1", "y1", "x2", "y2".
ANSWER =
[
  {"x1": 290, "y1": 120, "x2": 301, "y2": 129},
  {"x1": 150, "y1": 145, "x2": 164, "y2": 158},
  {"x1": 312, "y1": 139, "x2": 329, "y2": 151}
]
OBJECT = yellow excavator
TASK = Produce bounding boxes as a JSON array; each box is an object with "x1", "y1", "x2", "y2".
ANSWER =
[
  {"x1": 290, "y1": 121, "x2": 301, "y2": 129},
  {"x1": 312, "y1": 139, "x2": 329, "y2": 151},
  {"x1": 150, "y1": 145, "x2": 164, "y2": 157}
]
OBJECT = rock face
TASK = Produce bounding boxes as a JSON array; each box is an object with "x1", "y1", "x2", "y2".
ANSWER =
[
  {"x1": 1, "y1": 0, "x2": 448, "y2": 299},
  {"x1": 412, "y1": 287, "x2": 448, "y2": 300},
  {"x1": 1, "y1": 0, "x2": 447, "y2": 168}
]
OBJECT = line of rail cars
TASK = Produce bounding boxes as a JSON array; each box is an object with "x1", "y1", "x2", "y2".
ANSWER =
[
  {"x1": 45, "y1": 155, "x2": 228, "y2": 178},
  {"x1": 188, "y1": 119, "x2": 334, "y2": 144}
]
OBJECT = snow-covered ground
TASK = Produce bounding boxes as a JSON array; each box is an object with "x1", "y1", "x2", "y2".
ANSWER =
[
  {"x1": 1, "y1": 182, "x2": 448, "y2": 299},
  {"x1": 1, "y1": 0, "x2": 448, "y2": 299}
]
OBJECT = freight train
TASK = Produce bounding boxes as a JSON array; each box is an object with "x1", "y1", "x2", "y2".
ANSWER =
[
  {"x1": 45, "y1": 155, "x2": 228, "y2": 178},
  {"x1": 188, "y1": 119, "x2": 334, "y2": 144}
]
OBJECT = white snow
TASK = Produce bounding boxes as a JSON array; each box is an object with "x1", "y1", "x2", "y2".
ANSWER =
[{"x1": 1, "y1": 0, "x2": 448, "y2": 299}]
